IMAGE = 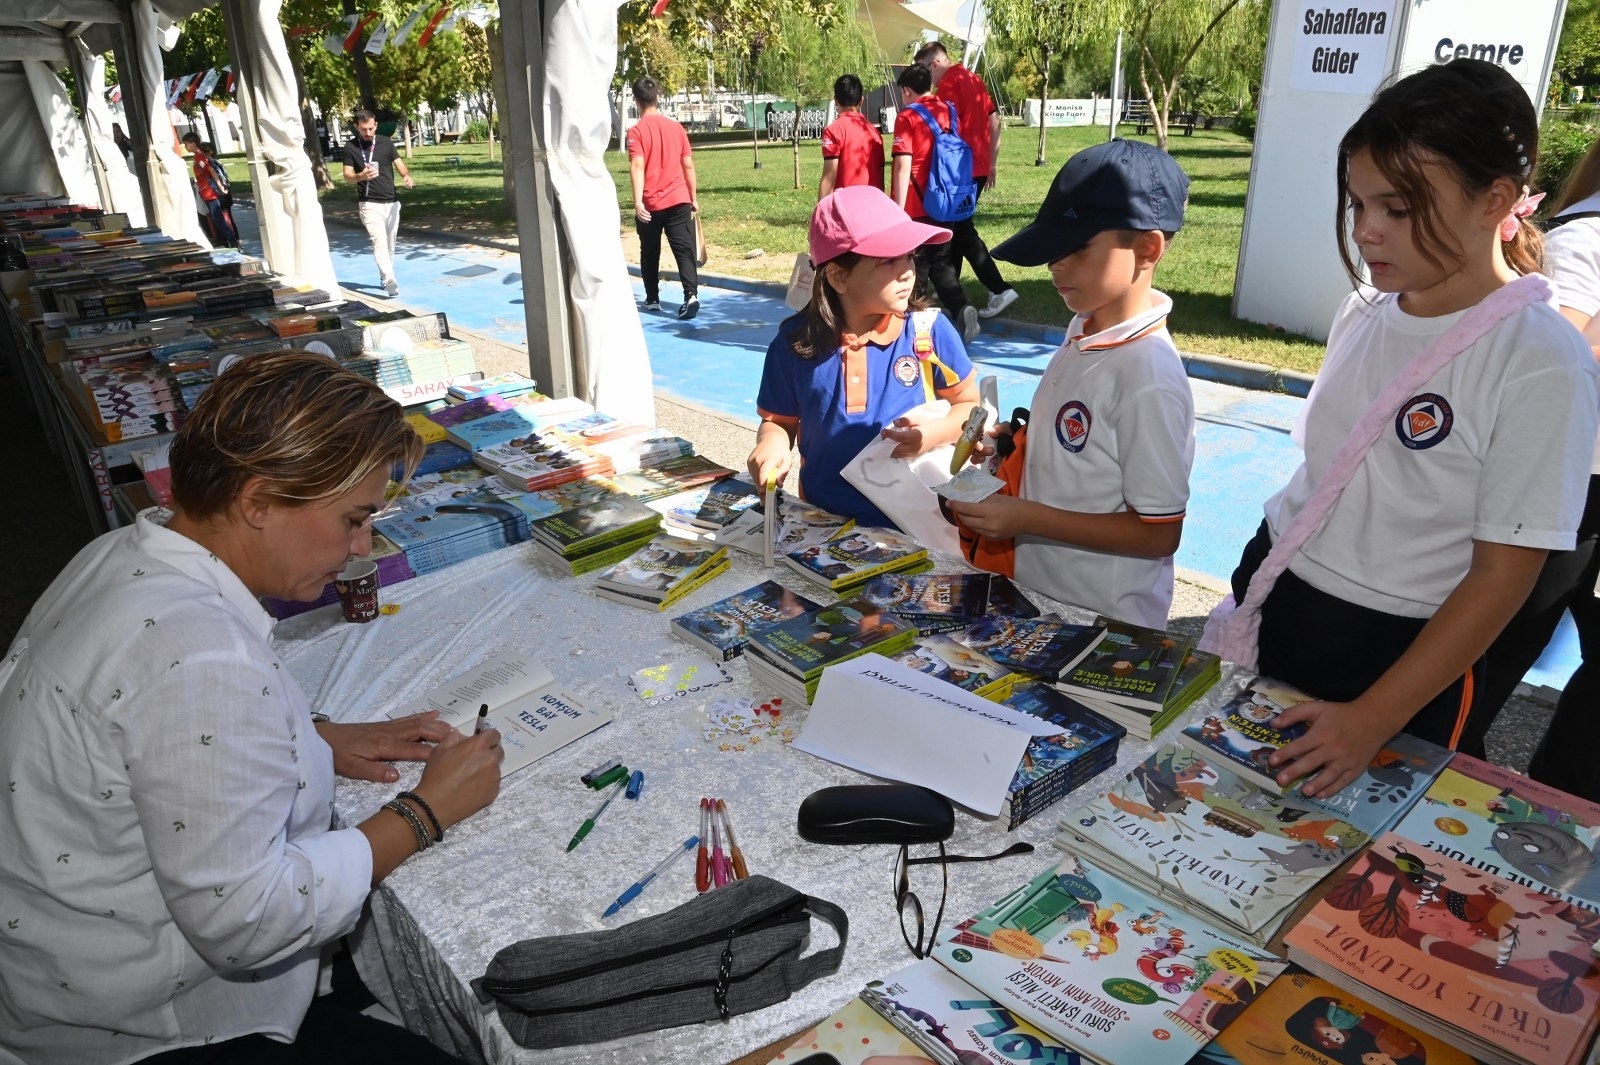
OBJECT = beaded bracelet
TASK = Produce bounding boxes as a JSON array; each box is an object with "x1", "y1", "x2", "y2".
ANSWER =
[
  {"x1": 397, "y1": 790, "x2": 444, "y2": 843},
  {"x1": 386, "y1": 797, "x2": 431, "y2": 852}
]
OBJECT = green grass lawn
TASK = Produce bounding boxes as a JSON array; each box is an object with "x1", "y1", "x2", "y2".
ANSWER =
[{"x1": 224, "y1": 127, "x2": 1329, "y2": 374}]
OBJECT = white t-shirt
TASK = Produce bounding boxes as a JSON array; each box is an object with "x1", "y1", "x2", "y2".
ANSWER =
[
  {"x1": 1263, "y1": 287, "x2": 1600, "y2": 618},
  {"x1": 1014, "y1": 292, "x2": 1196, "y2": 629},
  {"x1": 1546, "y1": 191, "x2": 1600, "y2": 473},
  {"x1": 0, "y1": 511, "x2": 373, "y2": 1065}
]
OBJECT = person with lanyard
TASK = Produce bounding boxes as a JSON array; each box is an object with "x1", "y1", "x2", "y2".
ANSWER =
[
  {"x1": 182, "y1": 132, "x2": 236, "y2": 248},
  {"x1": 819, "y1": 74, "x2": 885, "y2": 197},
  {"x1": 341, "y1": 108, "x2": 413, "y2": 298}
]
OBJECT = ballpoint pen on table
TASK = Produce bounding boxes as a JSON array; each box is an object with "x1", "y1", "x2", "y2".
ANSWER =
[
  {"x1": 473, "y1": 703, "x2": 489, "y2": 736},
  {"x1": 709, "y1": 797, "x2": 729, "y2": 888},
  {"x1": 566, "y1": 777, "x2": 626, "y2": 852},
  {"x1": 603, "y1": 834, "x2": 699, "y2": 919},
  {"x1": 695, "y1": 799, "x2": 711, "y2": 892},
  {"x1": 717, "y1": 798, "x2": 748, "y2": 880}
]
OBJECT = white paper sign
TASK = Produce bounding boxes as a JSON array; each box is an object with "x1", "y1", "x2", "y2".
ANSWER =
[
  {"x1": 793, "y1": 654, "x2": 1062, "y2": 817},
  {"x1": 1289, "y1": 0, "x2": 1396, "y2": 95}
]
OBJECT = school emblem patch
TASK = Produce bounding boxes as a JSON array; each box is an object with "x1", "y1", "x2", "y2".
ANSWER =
[
  {"x1": 1055, "y1": 400, "x2": 1092, "y2": 453},
  {"x1": 1395, "y1": 393, "x2": 1453, "y2": 450},
  {"x1": 893, "y1": 354, "x2": 921, "y2": 388}
]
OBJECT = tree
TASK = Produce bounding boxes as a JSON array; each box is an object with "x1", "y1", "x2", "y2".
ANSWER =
[
  {"x1": 987, "y1": 0, "x2": 1120, "y2": 165},
  {"x1": 370, "y1": 27, "x2": 468, "y2": 155},
  {"x1": 756, "y1": 1, "x2": 886, "y2": 189},
  {"x1": 1553, "y1": 0, "x2": 1600, "y2": 97},
  {"x1": 458, "y1": 21, "x2": 497, "y2": 159},
  {"x1": 1129, "y1": 0, "x2": 1261, "y2": 149}
]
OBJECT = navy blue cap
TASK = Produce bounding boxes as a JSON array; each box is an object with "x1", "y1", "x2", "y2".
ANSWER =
[{"x1": 992, "y1": 140, "x2": 1190, "y2": 266}]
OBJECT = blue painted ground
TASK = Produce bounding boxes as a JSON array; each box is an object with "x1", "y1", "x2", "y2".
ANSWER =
[{"x1": 246, "y1": 208, "x2": 1584, "y2": 693}]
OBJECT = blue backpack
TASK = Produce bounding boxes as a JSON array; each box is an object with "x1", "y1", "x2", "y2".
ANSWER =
[{"x1": 907, "y1": 102, "x2": 977, "y2": 223}]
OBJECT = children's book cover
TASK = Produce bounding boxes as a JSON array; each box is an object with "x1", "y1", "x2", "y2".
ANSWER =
[
  {"x1": 858, "y1": 572, "x2": 994, "y2": 620},
  {"x1": 887, "y1": 634, "x2": 1016, "y2": 697},
  {"x1": 746, "y1": 598, "x2": 917, "y2": 679},
  {"x1": 527, "y1": 494, "x2": 660, "y2": 553},
  {"x1": 670, "y1": 580, "x2": 823, "y2": 661},
  {"x1": 373, "y1": 498, "x2": 527, "y2": 553},
  {"x1": 593, "y1": 535, "x2": 727, "y2": 596},
  {"x1": 951, "y1": 618, "x2": 1102, "y2": 679},
  {"x1": 1058, "y1": 623, "x2": 1192, "y2": 712},
  {"x1": 931, "y1": 852, "x2": 1286, "y2": 1065},
  {"x1": 1064, "y1": 743, "x2": 1368, "y2": 933},
  {"x1": 785, "y1": 527, "x2": 929, "y2": 591},
  {"x1": 1210, "y1": 971, "x2": 1476, "y2": 1065},
  {"x1": 661, "y1": 478, "x2": 763, "y2": 531},
  {"x1": 1176, "y1": 680, "x2": 1311, "y2": 794},
  {"x1": 762, "y1": 994, "x2": 929, "y2": 1065},
  {"x1": 1289, "y1": 733, "x2": 1452, "y2": 837},
  {"x1": 1392, "y1": 753, "x2": 1600, "y2": 911},
  {"x1": 716, "y1": 495, "x2": 856, "y2": 556},
  {"x1": 1004, "y1": 684, "x2": 1126, "y2": 824},
  {"x1": 1165, "y1": 649, "x2": 1223, "y2": 716},
  {"x1": 1284, "y1": 831, "x2": 1600, "y2": 1065}
]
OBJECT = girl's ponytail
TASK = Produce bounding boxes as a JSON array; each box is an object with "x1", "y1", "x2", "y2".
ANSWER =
[{"x1": 1503, "y1": 204, "x2": 1544, "y2": 277}]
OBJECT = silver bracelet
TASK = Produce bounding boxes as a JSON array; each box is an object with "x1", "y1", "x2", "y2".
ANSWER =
[{"x1": 386, "y1": 798, "x2": 431, "y2": 852}]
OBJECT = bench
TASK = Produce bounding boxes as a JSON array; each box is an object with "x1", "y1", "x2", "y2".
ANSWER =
[
  {"x1": 443, "y1": 156, "x2": 461, "y2": 167},
  {"x1": 1125, "y1": 101, "x2": 1197, "y2": 137},
  {"x1": 437, "y1": 131, "x2": 461, "y2": 144}
]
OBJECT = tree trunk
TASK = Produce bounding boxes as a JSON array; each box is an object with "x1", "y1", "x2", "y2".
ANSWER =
[
  {"x1": 486, "y1": 20, "x2": 514, "y2": 214},
  {"x1": 403, "y1": 117, "x2": 413, "y2": 158},
  {"x1": 487, "y1": 100, "x2": 496, "y2": 162},
  {"x1": 792, "y1": 104, "x2": 802, "y2": 190},
  {"x1": 748, "y1": 85, "x2": 762, "y2": 169},
  {"x1": 342, "y1": 0, "x2": 377, "y2": 111},
  {"x1": 285, "y1": 32, "x2": 333, "y2": 190},
  {"x1": 1137, "y1": 48, "x2": 1168, "y2": 151},
  {"x1": 1035, "y1": 51, "x2": 1049, "y2": 166}
]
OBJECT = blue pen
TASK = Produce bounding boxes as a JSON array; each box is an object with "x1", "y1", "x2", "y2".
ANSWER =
[{"x1": 603, "y1": 835, "x2": 699, "y2": 918}]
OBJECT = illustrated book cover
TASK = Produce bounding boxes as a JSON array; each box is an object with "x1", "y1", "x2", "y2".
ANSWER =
[
  {"x1": 784, "y1": 526, "x2": 931, "y2": 592},
  {"x1": 951, "y1": 617, "x2": 1103, "y2": 680},
  {"x1": 1176, "y1": 678, "x2": 1312, "y2": 794},
  {"x1": 670, "y1": 580, "x2": 822, "y2": 662}
]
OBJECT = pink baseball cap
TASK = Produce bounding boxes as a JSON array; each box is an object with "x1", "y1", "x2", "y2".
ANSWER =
[{"x1": 808, "y1": 186, "x2": 951, "y2": 265}]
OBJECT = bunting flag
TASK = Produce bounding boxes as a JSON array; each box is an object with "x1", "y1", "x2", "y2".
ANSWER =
[
  {"x1": 108, "y1": 83, "x2": 122, "y2": 104},
  {"x1": 417, "y1": 4, "x2": 451, "y2": 47},
  {"x1": 166, "y1": 75, "x2": 193, "y2": 108},
  {"x1": 344, "y1": 11, "x2": 381, "y2": 51},
  {"x1": 223, "y1": 67, "x2": 235, "y2": 95},
  {"x1": 325, "y1": 14, "x2": 358, "y2": 54},
  {"x1": 196, "y1": 67, "x2": 223, "y2": 100},
  {"x1": 391, "y1": 4, "x2": 428, "y2": 47},
  {"x1": 649, "y1": 0, "x2": 672, "y2": 15},
  {"x1": 364, "y1": 18, "x2": 393, "y2": 55},
  {"x1": 180, "y1": 71, "x2": 205, "y2": 107}
]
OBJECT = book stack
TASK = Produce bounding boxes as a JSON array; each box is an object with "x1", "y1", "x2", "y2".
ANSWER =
[
  {"x1": 609, "y1": 454, "x2": 735, "y2": 502},
  {"x1": 1055, "y1": 620, "x2": 1208, "y2": 739},
  {"x1": 783, "y1": 526, "x2": 931, "y2": 593},
  {"x1": 932, "y1": 851, "x2": 1288, "y2": 1065},
  {"x1": 670, "y1": 580, "x2": 822, "y2": 662},
  {"x1": 476, "y1": 431, "x2": 614, "y2": 493},
  {"x1": 526, "y1": 495, "x2": 663, "y2": 577},
  {"x1": 655, "y1": 478, "x2": 762, "y2": 540},
  {"x1": 884, "y1": 632, "x2": 1017, "y2": 701},
  {"x1": 583, "y1": 428, "x2": 695, "y2": 474},
  {"x1": 713, "y1": 493, "x2": 855, "y2": 557},
  {"x1": 1175, "y1": 677, "x2": 1311, "y2": 793},
  {"x1": 447, "y1": 372, "x2": 538, "y2": 404},
  {"x1": 949, "y1": 615, "x2": 1102, "y2": 682},
  {"x1": 1058, "y1": 726, "x2": 1451, "y2": 947},
  {"x1": 591, "y1": 534, "x2": 730, "y2": 611},
  {"x1": 71, "y1": 360, "x2": 184, "y2": 442},
  {"x1": 743, "y1": 597, "x2": 917, "y2": 705},
  {"x1": 998, "y1": 681, "x2": 1125, "y2": 829},
  {"x1": 373, "y1": 497, "x2": 529, "y2": 577},
  {"x1": 856, "y1": 572, "x2": 995, "y2": 635}
]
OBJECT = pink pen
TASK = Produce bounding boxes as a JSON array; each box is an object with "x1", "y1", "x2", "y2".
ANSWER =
[
  {"x1": 709, "y1": 797, "x2": 729, "y2": 888},
  {"x1": 695, "y1": 799, "x2": 711, "y2": 893}
]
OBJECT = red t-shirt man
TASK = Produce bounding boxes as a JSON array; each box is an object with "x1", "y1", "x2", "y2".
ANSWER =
[
  {"x1": 891, "y1": 93, "x2": 956, "y2": 221},
  {"x1": 820, "y1": 110, "x2": 884, "y2": 193},
  {"x1": 625, "y1": 113, "x2": 693, "y2": 213},
  {"x1": 935, "y1": 64, "x2": 998, "y2": 181}
]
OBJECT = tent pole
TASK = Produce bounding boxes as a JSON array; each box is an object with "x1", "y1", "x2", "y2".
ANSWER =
[
  {"x1": 64, "y1": 35, "x2": 114, "y2": 213},
  {"x1": 112, "y1": 4, "x2": 156, "y2": 227},
  {"x1": 501, "y1": 0, "x2": 575, "y2": 398},
  {"x1": 218, "y1": 0, "x2": 283, "y2": 266}
]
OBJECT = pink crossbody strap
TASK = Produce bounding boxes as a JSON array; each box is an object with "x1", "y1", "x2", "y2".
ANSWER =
[{"x1": 1198, "y1": 273, "x2": 1552, "y2": 669}]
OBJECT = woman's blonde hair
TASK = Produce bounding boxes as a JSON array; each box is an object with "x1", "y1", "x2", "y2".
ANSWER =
[
  {"x1": 1552, "y1": 132, "x2": 1600, "y2": 217},
  {"x1": 170, "y1": 350, "x2": 424, "y2": 520}
]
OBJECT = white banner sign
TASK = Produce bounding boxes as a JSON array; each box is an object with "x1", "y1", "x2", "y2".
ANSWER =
[
  {"x1": 1395, "y1": 0, "x2": 1564, "y2": 104},
  {"x1": 1289, "y1": 1, "x2": 1397, "y2": 95},
  {"x1": 1023, "y1": 98, "x2": 1101, "y2": 128}
]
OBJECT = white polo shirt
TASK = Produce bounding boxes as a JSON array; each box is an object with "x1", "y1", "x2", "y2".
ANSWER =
[
  {"x1": 1545, "y1": 192, "x2": 1600, "y2": 474},
  {"x1": 1014, "y1": 291, "x2": 1196, "y2": 629},
  {"x1": 1264, "y1": 286, "x2": 1600, "y2": 618},
  {"x1": 0, "y1": 510, "x2": 372, "y2": 1065}
]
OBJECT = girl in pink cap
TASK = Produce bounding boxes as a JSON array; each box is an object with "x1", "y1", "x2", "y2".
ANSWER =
[{"x1": 747, "y1": 186, "x2": 980, "y2": 529}]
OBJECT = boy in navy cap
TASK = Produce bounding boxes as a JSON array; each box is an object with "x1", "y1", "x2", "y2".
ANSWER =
[{"x1": 947, "y1": 140, "x2": 1195, "y2": 629}]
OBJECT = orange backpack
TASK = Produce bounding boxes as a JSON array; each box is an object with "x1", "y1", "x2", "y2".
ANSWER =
[{"x1": 941, "y1": 409, "x2": 1028, "y2": 577}]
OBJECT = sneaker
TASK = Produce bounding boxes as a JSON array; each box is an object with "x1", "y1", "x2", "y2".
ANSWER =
[
  {"x1": 383, "y1": 279, "x2": 400, "y2": 298},
  {"x1": 959, "y1": 304, "x2": 980, "y2": 344},
  {"x1": 641, "y1": 299, "x2": 662, "y2": 312},
  {"x1": 978, "y1": 287, "x2": 1019, "y2": 319},
  {"x1": 677, "y1": 298, "x2": 700, "y2": 321}
]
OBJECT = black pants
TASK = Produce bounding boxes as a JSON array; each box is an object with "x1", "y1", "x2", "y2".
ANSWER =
[
  {"x1": 954, "y1": 184, "x2": 1011, "y2": 296},
  {"x1": 913, "y1": 216, "x2": 969, "y2": 319},
  {"x1": 1229, "y1": 520, "x2": 1478, "y2": 748},
  {"x1": 636, "y1": 201, "x2": 698, "y2": 304},
  {"x1": 140, "y1": 951, "x2": 463, "y2": 1065},
  {"x1": 1459, "y1": 473, "x2": 1600, "y2": 797}
]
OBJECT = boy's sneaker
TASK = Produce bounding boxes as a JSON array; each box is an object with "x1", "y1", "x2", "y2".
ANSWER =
[
  {"x1": 677, "y1": 297, "x2": 700, "y2": 321},
  {"x1": 979, "y1": 288, "x2": 1018, "y2": 319},
  {"x1": 383, "y1": 279, "x2": 400, "y2": 297},
  {"x1": 959, "y1": 304, "x2": 980, "y2": 344},
  {"x1": 642, "y1": 299, "x2": 662, "y2": 311}
]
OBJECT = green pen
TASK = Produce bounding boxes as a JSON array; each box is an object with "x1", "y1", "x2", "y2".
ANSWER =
[{"x1": 566, "y1": 777, "x2": 627, "y2": 852}]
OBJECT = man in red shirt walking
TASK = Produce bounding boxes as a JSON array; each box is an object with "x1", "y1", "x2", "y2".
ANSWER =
[
  {"x1": 818, "y1": 74, "x2": 884, "y2": 197},
  {"x1": 915, "y1": 42, "x2": 1017, "y2": 319},
  {"x1": 892, "y1": 63, "x2": 978, "y2": 343},
  {"x1": 626, "y1": 77, "x2": 700, "y2": 320}
]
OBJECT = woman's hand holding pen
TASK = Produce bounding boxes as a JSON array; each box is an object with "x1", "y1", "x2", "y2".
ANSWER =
[
  {"x1": 411, "y1": 725, "x2": 504, "y2": 831},
  {"x1": 316, "y1": 710, "x2": 454, "y2": 783}
]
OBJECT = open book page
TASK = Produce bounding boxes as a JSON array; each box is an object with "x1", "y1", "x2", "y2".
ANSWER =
[{"x1": 385, "y1": 653, "x2": 557, "y2": 731}]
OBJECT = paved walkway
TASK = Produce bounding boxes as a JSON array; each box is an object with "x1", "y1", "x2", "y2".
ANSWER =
[{"x1": 247, "y1": 206, "x2": 1583, "y2": 697}]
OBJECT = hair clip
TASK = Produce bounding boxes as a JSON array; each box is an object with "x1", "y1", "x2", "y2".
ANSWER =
[{"x1": 1502, "y1": 125, "x2": 1516, "y2": 141}]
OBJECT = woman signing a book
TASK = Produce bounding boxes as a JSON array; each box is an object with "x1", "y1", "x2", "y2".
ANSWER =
[{"x1": 0, "y1": 352, "x2": 501, "y2": 1064}]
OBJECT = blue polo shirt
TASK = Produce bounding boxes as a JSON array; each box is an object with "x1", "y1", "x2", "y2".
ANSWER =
[{"x1": 757, "y1": 310, "x2": 974, "y2": 529}]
